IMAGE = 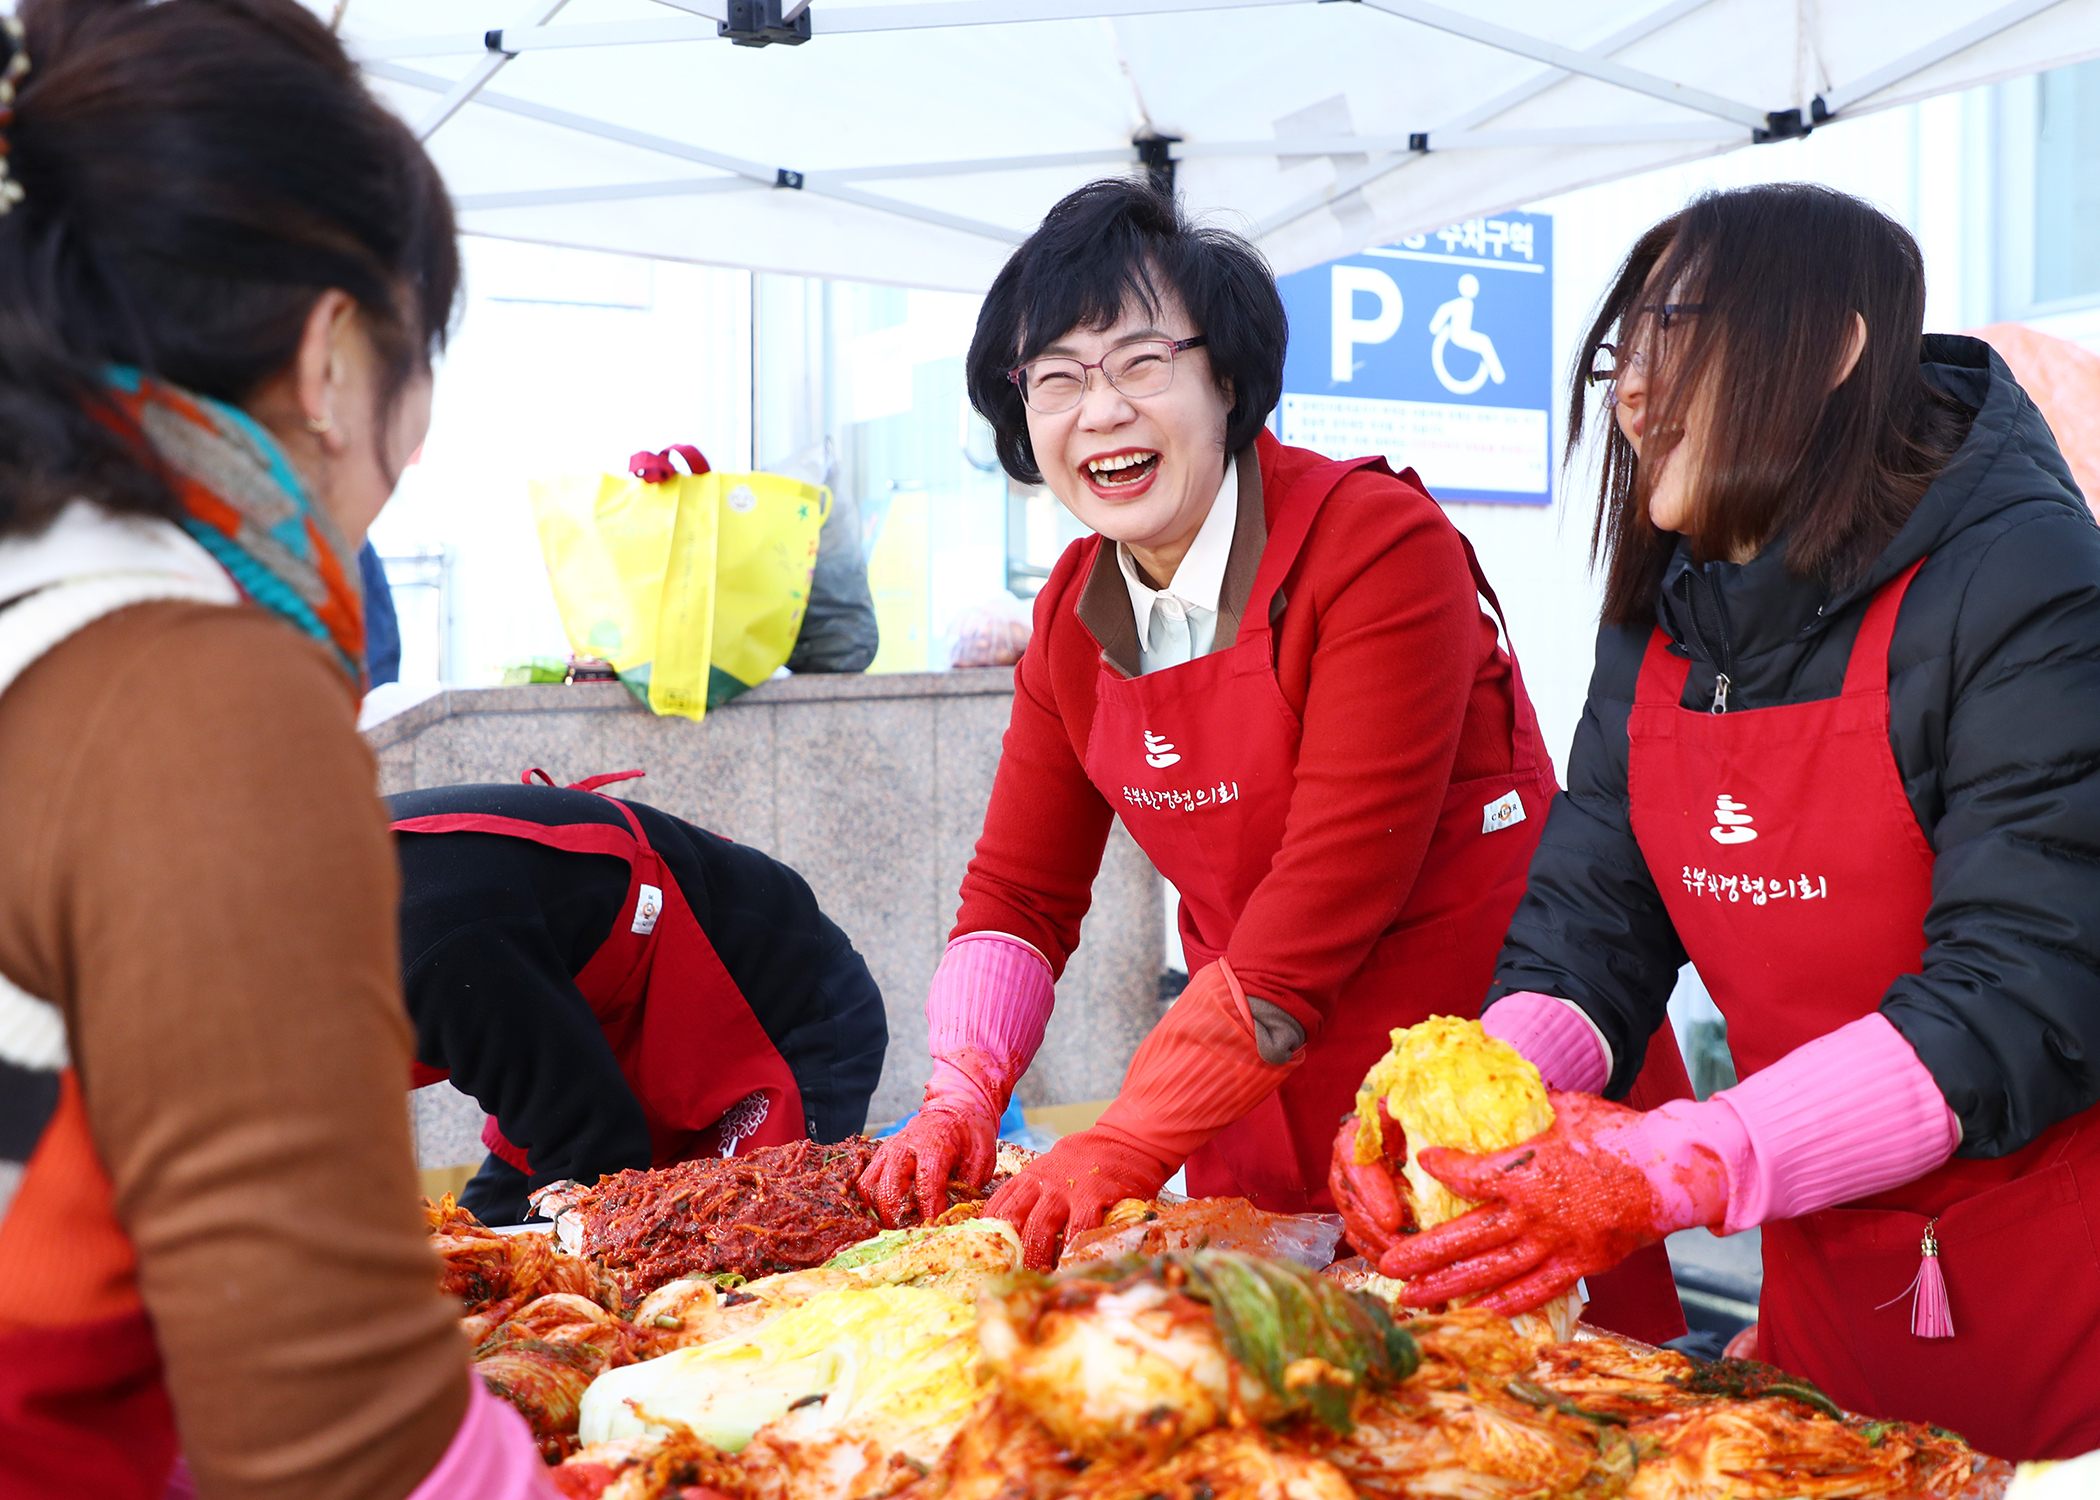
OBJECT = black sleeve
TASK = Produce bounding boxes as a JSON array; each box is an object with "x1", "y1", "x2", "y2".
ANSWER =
[
  {"x1": 1885, "y1": 509, "x2": 2100, "y2": 1156},
  {"x1": 407, "y1": 918, "x2": 650, "y2": 1190},
  {"x1": 1487, "y1": 624, "x2": 1687, "y2": 1098}
]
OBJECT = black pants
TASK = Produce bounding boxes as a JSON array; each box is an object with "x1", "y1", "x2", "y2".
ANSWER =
[{"x1": 460, "y1": 939, "x2": 886, "y2": 1226}]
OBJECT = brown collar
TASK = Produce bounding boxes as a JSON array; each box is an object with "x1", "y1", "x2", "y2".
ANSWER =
[{"x1": 1075, "y1": 451, "x2": 1266, "y2": 679}]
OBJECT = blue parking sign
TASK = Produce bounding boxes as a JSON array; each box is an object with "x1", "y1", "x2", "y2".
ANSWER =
[{"x1": 1276, "y1": 212, "x2": 1553, "y2": 506}]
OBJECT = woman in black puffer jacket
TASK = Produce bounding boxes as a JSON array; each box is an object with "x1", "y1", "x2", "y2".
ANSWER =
[{"x1": 1347, "y1": 184, "x2": 2100, "y2": 1462}]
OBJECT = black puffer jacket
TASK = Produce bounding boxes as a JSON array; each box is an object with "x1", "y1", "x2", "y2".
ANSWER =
[{"x1": 1489, "y1": 335, "x2": 2100, "y2": 1159}]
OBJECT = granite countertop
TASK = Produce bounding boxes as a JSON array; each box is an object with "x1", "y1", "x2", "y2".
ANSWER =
[{"x1": 361, "y1": 666, "x2": 1018, "y2": 748}]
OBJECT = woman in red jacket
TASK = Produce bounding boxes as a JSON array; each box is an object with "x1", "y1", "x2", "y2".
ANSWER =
[{"x1": 859, "y1": 180, "x2": 1690, "y2": 1329}]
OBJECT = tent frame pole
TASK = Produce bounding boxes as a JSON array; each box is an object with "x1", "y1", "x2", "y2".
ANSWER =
[
  {"x1": 1252, "y1": 0, "x2": 1722, "y2": 243},
  {"x1": 1818, "y1": 0, "x2": 2069, "y2": 115},
  {"x1": 414, "y1": 0, "x2": 573, "y2": 142}
]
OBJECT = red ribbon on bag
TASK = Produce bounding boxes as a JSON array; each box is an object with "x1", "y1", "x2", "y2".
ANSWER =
[{"x1": 629, "y1": 445, "x2": 711, "y2": 483}]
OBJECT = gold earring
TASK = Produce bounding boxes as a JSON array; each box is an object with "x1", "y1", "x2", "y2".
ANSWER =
[{"x1": 305, "y1": 414, "x2": 334, "y2": 435}]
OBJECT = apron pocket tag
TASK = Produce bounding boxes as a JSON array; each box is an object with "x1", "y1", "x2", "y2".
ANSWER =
[{"x1": 1482, "y1": 790, "x2": 1527, "y2": 834}]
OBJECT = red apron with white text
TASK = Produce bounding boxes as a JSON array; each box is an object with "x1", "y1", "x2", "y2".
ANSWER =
[
  {"x1": 1627, "y1": 561, "x2": 2100, "y2": 1459},
  {"x1": 1083, "y1": 455, "x2": 1692, "y2": 1344},
  {"x1": 398, "y1": 773, "x2": 807, "y2": 1170}
]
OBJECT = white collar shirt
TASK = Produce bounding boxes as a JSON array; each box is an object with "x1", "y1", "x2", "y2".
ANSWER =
[{"x1": 1117, "y1": 456, "x2": 1238, "y2": 675}]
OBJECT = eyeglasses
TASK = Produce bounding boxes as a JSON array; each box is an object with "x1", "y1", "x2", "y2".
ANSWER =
[
  {"x1": 1586, "y1": 303, "x2": 1709, "y2": 387},
  {"x1": 1007, "y1": 335, "x2": 1208, "y2": 415}
]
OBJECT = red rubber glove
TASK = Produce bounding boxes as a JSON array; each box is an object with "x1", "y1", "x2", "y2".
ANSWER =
[
  {"x1": 1374, "y1": 1091, "x2": 1731, "y2": 1316},
  {"x1": 1328, "y1": 1112, "x2": 1408, "y2": 1263},
  {"x1": 858, "y1": 1055, "x2": 1004, "y2": 1228},
  {"x1": 986, "y1": 958, "x2": 1297, "y2": 1270},
  {"x1": 859, "y1": 935, "x2": 1054, "y2": 1228}
]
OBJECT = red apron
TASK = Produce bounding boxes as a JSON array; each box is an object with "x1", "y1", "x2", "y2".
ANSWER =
[
  {"x1": 1628, "y1": 561, "x2": 2100, "y2": 1459},
  {"x1": 1082, "y1": 455, "x2": 1690, "y2": 1342},
  {"x1": 399, "y1": 772, "x2": 807, "y2": 1171}
]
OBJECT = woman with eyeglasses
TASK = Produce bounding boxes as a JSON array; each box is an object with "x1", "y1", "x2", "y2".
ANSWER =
[
  {"x1": 1351, "y1": 183, "x2": 2100, "y2": 1460},
  {"x1": 856, "y1": 179, "x2": 1692, "y2": 1336}
]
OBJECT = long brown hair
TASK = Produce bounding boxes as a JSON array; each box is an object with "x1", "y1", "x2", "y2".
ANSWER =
[{"x1": 1571, "y1": 184, "x2": 1969, "y2": 625}]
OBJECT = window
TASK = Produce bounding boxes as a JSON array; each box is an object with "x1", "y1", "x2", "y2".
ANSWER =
[
  {"x1": 2036, "y1": 59, "x2": 2100, "y2": 307},
  {"x1": 1996, "y1": 60, "x2": 2100, "y2": 318}
]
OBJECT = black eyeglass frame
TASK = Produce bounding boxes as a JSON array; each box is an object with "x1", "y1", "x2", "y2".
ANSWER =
[
  {"x1": 1006, "y1": 334, "x2": 1210, "y2": 412},
  {"x1": 1584, "y1": 303, "x2": 1711, "y2": 387}
]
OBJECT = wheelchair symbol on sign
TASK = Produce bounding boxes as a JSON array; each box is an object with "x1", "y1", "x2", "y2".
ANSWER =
[{"x1": 1429, "y1": 274, "x2": 1507, "y2": 396}]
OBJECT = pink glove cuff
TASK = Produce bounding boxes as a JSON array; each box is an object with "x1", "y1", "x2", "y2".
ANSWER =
[
  {"x1": 407, "y1": 1378, "x2": 561, "y2": 1499},
  {"x1": 1711, "y1": 1012, "x2": 1960, "y2": 1234},
  {"x1": 924, "y1": 933, "x2": 1055, "y2": 1114},
  {"x1": 1482, "y1": 992, "x2": 1612, "y2": 1094}
]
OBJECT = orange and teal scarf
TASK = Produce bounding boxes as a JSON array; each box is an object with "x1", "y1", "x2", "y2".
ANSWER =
[{"x1": 104, "y1": 367, "x2": 365, "y2": 683}]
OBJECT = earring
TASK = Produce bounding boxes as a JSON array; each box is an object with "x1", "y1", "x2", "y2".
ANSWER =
[{"x1": 305, "y1": 414, "x2": 335, "y2": 435}]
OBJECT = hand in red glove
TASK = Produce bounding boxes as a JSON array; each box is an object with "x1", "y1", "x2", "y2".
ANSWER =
[
  {"x1": 984, "y1": 1124, "x2": 1173, "y2": 1271},
  {"x1": 1374, "y1": 1091, "x2": 1730, "y2": 1316},
  {"x1": 986, "y1": 958, "x2": 1298, "y2": 1270},
  {"x1": 858, "y1": 1064, "x2": 1001, "y2": 1229},
  {"x1": 859, "y1": 934, "x2": 1055, "y2": 1229},
  {"x1": 1327, "y1": 1113, "x2": 1408, "y2": 1263}
]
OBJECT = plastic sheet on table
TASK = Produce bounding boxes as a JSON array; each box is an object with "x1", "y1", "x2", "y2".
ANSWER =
[{"x1": 1059, "y1": 1197, "x2": 1345, "y2": 1270}]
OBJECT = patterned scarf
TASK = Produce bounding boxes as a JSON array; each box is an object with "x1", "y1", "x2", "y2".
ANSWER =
[{"x1": 102, "y1": 367, "x2": 366, "y2": 683}]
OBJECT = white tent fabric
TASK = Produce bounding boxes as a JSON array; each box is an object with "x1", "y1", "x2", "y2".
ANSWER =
[{"x1": 333, "y1": 0, "x2": 2100, "y2": 291}]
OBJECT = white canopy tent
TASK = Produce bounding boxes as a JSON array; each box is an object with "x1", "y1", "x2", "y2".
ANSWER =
[{"x1": 332, "y1": 0, "x2": 2100, "y2": 292}]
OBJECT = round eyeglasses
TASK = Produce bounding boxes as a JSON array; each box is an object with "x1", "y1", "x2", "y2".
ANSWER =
[
  {"x1": 1007, "y1": 335, "x2": 1208, "y2": 415},
  {"x1": 1587, "y1": 302, "x2": 1708, "y2": 388}
]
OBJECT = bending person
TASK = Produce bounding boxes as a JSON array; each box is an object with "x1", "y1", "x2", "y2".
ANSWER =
[
  {"x1": 0, "y1": 3, "x2": 554, "y2": 1494},
  {"x1": 858, "y1": 179, "x2": 1691, "y2": 1344},
  {"x1": 1355, "y1": 184, "x2": 2100, "y2": 1461},
  {"x1": 394, "y1": 776, "x2": 887, "y2": 1225}
]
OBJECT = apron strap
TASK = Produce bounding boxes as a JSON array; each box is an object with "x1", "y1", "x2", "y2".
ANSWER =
[
  {"x1": 1238, "y1": 454, "x2": 1388, "y2": 641},
  {"x1": 1841, "y1": 560, "x2": 1927, "y2": 697},
  {"x1": 1455, "y1": 532, "x2": 1546, "y2": 780},
  {"x1": 1634, "y1": 627, "x2": 1695, "y2": 707},
  {"x1": 390, "y1": 811, "x2": 642, "y2": 861},
  {"x1": 522, "y1": 765, "x2": 647, "y2": 795}
]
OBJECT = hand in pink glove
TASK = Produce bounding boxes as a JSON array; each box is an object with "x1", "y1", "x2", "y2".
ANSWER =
[
  {"x1": 987, "y1": 958, "x2": 1298, "y2": 1270},
  {"x1": 1375, "y1": 1091, "x2": 1731, "y2": 1316},
  {"x1": 859, "y1": 934, "x2": 1055, "y2": 1229}
]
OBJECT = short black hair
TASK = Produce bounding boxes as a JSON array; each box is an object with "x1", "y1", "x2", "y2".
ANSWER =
[{"x1": 965, "y1": 178, "x2": 1287, "y2": 485}]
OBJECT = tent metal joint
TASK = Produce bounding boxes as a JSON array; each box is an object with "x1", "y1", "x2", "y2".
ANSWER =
[
  {"x1": 1752, "y1": 106, "x2": 1811, "y2": 143},
  {"x1": 719, "y1": 0, "x2": 811, "y2": 46},
  {"x1": 776, "y1": 167, "x2": 806, "y2": 189},
  {"x1": 483, "y1": 28, "x2": 519, "y2": 56},
  {"x1": 1135, "y1": 132, "x2": 1180, "y2": 195}
]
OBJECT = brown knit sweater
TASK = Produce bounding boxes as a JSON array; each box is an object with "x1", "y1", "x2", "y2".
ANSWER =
[{"x1": 0, "y1": 600, "x2": 469, "y2": 1500}]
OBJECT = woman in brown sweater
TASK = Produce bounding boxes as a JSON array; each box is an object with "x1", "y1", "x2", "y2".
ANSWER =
[{"x1": 0, "y1": 3, "x2": 553, "y2": 1496}]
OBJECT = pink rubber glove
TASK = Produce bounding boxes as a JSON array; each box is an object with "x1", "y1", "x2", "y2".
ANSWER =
[
  {"x1": 408, "y1": 1379, "x2": 563, "y2": 1499},
  {"x1": 1377, "y1": 1013, "x2": 1959, "y2": 1314},
  {"x1": 859, "y1": 934, "x2": 1054, "y2": 1227},
  {"x1": 1481, "y1": 991, "x2": 1611, "y2": 1094},
  {"x1": 988, "y1": 958, "x2": 1296, "y2": 1269}
]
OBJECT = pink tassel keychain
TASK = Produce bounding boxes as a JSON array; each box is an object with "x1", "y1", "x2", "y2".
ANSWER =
[{"x1": 1876, "y1": 1218, "x2": 1955, "y2": 1338}]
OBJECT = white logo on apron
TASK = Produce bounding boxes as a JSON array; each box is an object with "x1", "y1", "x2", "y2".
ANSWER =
[
  {"x1": 1143, "y1": 730, "x2": 1181, "y2": 768},
  {"x1": 1709, "y1": 795, "x2": 1758, "y2": 845},
  {"x1": 631, "y1": 884, "x2": 663, "y2": 935},
  {"x1": 1481, "y1": 789, "x2": 1526, "y2": 834},
  {"x1": 717, "y1": 1091, "x2": 770, "y2": 1157}
]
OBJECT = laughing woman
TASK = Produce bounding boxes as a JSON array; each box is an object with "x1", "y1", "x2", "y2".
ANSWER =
[
  {"x1": 857, "y1": 179, "x2": 1691, "y2": 1340},
  {"x1": 1367, "y1": 184, "x2": 2100, "y2": 1461}
]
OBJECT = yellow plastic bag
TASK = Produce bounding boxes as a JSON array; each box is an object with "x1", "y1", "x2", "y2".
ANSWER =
[{"x1": 531, "y1": 447, "x2": 828, "y2": 721}]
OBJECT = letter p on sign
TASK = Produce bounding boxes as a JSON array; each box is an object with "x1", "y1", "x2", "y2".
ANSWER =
[{"x1": 1331, "y1": 265, "x2": 1403, "y2": 383}]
